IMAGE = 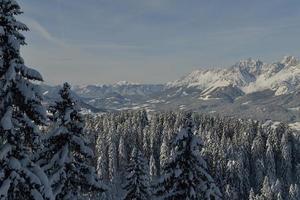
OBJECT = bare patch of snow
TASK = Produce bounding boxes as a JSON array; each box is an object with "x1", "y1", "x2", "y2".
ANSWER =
[{"x1": 241, "y1": 101, "x2": 251, "y2": 105}]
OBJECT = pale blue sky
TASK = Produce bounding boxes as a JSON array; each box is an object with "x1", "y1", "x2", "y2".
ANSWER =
[{"x1": 19, "y1": 0, "x2": 300, "y2": 85}]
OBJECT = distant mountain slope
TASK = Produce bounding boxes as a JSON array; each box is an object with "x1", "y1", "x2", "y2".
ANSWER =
[
  {"x1": 42, "y1": 56, "x2": 300, "y2": 125},
  {"x1": 40, "y1": 84, "x2": 108, "y2": 113},
  {"x1": 168, "y1": 56, "x2": 300, "y2": 97}
]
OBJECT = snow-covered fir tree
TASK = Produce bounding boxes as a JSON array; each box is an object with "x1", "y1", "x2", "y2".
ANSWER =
[
  {"x1": 123, "y1": 147, "x2": 150, "y2": 200},
  {"x1": 260, "y1": 176, "x2": 273, "y2": 200},
  {"x1": 108, "y1": 130, "x2": 118, "y2": 182},
  {"x1": 271, "y1": 179, "x2": 282, "y2": 198},
  {"x1": 0, "y1": 0, "x2": 53, "y2": 199},
  {"x1": 118, "y1": 135, "x2": 128, "y2": 177},
  {"x1": 154, "y1": 113, "x2": 221, "y2": 200},
  {"x1": 96, "y1": 131, "x2": 109, "y2": 181},
  {"x1": 280, "y1": 131, "x2": 293, "y2": 187},
  {"x1": 265, "y1": 138, "x2": 276, "y2": 184},
  {"x1": 248, "y1": 188, "x2": 256, "y2": 200},
  {"x1": 38, "y1": 83, "x2": 106, "y2": 199},
  {"x1": 289, "y1": 184, "x2": 300, "y2": 200},
  {"x1": 276, "y1": 192, "x2": 283, "y2": 200},
  {"x1": 149, "y1": 154, "x2": 157, "y2": 182},
  {"x1": 159, "y1": 134, "x2": 169, "y2": 170}
]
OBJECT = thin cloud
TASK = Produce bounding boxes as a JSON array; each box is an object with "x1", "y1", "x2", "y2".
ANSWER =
[
  {"x1": 22, "y1": 17, "x2": 142, "y2": 52},
  {"x1": 21, "y1": 17, "x2": 67, "y2": 47}
]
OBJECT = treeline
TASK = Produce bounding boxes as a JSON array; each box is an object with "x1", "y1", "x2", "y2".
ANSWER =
[{"x1": 86, "y1": 111, "x2": 300, "y2": 200}]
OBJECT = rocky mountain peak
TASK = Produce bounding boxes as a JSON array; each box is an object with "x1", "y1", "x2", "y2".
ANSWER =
[{"x1": 280, "y1": 56, "x2": 299, "y2": 67}]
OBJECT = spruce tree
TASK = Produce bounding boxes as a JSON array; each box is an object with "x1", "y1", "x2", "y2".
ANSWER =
[
  {"x1": 0, "y1": 0, "x2": 53, "y2": 199},
  {"x1": 155, "y1": 113, "x2": 221, "y2": 200},
  {"x1": 149, "y1": 154, "x2": 157, "y2": 181},
  {"x1": 123, "y1": 147, "x2": 150, "y2": 200},
  {"x1": 289, "y1": 184, "x2": 300, "y2": 200},
  {"x1": 265, "y1": 138, "x2": 276, "y2": 184},
  {"x1": 38, "y1": 83, "x2": 106, "y2": 199},
  {"x1": 280, "y1": 132, "x2": 292, "y2": 186},
  {"x1": 96, "y1": 131, "x2": 109, "y2": 181},
  {"x1": 108, "y1": 131, "x2": 118, "y2": 182},
  {"x1": 118, "y1": 135, "x2": 128, "y2": 178},
  {"x1": 271, "y1": 179, "x2": 282, "y2": 197},
  {"x1": 160, "y1": 134, "x2": 169, "y2": 170},
  {"x1": 276, "y1": 192, "x2": 283, "y2": 200},
  {"x1": 248, "y1": 188, "x2": 256, "y2": 200},
  {"x1": 260, "y1": 176, "x2": 272, "y2": 200}
]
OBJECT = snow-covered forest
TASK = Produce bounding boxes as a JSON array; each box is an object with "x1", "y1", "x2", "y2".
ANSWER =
[
  {"x1": 0, "y1": 0, "x2": 299, "y2": 199},
  {"x1": 86, "y1": 111, "x2": 300, "y2": 200}
]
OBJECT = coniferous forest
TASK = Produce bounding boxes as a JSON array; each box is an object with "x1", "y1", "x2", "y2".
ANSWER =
[
  {"x1": 87, "y1": 111, "x2": 300, "y2": 200},
  {"x1": 0, "y1": 0, "x2": 300, "y2": 200}
]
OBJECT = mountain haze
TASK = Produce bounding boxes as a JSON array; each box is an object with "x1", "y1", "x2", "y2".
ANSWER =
[{"x1": 41, "y1": 56, "x2": 300, "y2": 126}]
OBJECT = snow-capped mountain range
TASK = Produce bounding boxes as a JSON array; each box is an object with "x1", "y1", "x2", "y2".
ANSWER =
[
  {"x1": 168, "y1": 56, "x2": 300, "y2": 97},
  {"x1": 41, "y1": 56, "x2": 300, "y2": 124}
]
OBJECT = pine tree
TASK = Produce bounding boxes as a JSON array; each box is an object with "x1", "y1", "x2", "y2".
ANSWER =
[
  {"x1": 248, "y1": 188, "x2": 256, "y2": 200},
  {"x1": 96, "y1": 131, "x2": 109, "y2": 181},
  {"x1": 155, "y1": 113, "x2": 221, "y2": 200},
  {"x1": 260, "y1": 176, "x2": 272, "y2": 200},
  {"x1": 271, "y1": 179, "x2": 282, "y2": 197},
  {"x1": 0, "y1": 0, "x2": 53, "y2": 199},
  {"x1": 108, "y1": 131, "x2": 118, "y2": 182},
  {"x1": 280, "y1": 131, "x2": 292, "y2": 185},
  {"x1": 38, "y1": 83, "x2": 106, "y2": 199},
  {"x1": 118, "y1": 135, "x2": 127, "y2": 176},
  {"x1": 142, "y1": 126, "x2": 151, "y2": 160},
  {"x1": 123, "y1": 147, "x2": 150, "y2": 200},
  {"x1": 265, "y1": 138, "x2": 276, "y2": 184},
  {"x1": 149, "y1": 154, "x2": 157, "y2": 182},
  {"x1": 289, "y1": 184, "x2": 300, "y2": 200},
  {"x1": 251, "y1": 129, "x2": 265, "y2": 191},
  {"x1": 276, "y1": 192, "x2": 283, "y2": 200},
  {"x1": 160, "y1": 134, "x2": 169, "y2": 170}
]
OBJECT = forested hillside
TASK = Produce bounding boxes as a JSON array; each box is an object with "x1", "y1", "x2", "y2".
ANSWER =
[{"x1": 86, "y1": 111, "x2": 300, "y2": 200}]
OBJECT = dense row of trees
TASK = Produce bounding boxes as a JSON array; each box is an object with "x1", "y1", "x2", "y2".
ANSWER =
[{"x1": 87, "y1": 110, "x2": 300, "y2": 200}]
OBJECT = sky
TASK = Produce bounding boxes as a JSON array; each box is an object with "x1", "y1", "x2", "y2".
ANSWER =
[{"x1": 18, "y1": 0, "x2": 300, "y2": 85}]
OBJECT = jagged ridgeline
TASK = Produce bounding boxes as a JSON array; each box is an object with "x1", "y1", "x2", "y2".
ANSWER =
[{"x1": 86, "y1": 111, "x2": 300, "y2": 200}]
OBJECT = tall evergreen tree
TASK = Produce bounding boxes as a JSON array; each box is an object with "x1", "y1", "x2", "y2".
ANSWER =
[
  {"x1": 280, "y1": 132, "x2": 292, "y2": 186},
  {"x1": 289, "y1": 184, "x2": 300, "y2": 200},
  {"x1": 276, "y1": 192, "x2": 283, "y2": 200},
  {"x1": 108, "y1": 130, "x2": 118, "y2": 182},
  {"x1": 123, "y1": 147, "x2": 150, "y2": 200},
  {"x1": 265, "y1": 138, "x2": 276, "y2": 184},
  {"x1": 251, "y1": 129, "x2": 265, "y2": 191},
  {"x1": 0, "y1": 0, "x2": 53, "y2": 199},
  {"x1": 149, "y1": 154, "x2": 157, "y2": 181},
  {"x1": 248, "y1": 188, "x2": 256, "y2": 200},
  {"x1": 38, "y1": 83, "x2": 106, "y2": 199},
  {"x1": 118, "y1": 135, "x2": 127, "y2": 176},
  {"x1": 260, "y1": 176, "x2": 272, "y2": 200},
  {"x1": 96, "y1": 131, "x2": 109, "y2": 181},
  {"x1": 160, "y1": 134, "x2": 169, "y2": 170},
  {"x1": 271, "y1": 179, "x2": 282, "y2": 197},
  {"x1": 155, "y1": 113, "x2": 221, "y2": 200}
]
